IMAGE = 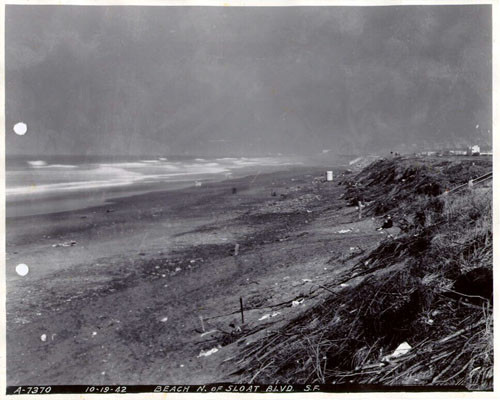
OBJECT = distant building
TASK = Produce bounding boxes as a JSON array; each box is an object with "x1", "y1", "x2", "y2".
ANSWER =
[
  {"x1": 449, "y1": 149, "x2": 467, "y2": 156},
  {"x1": 417, "y1": 150, "x2": 438, "y2": 156},
  {"x1": 468, "y1": 145, "x2": 480, "y2": 156}
]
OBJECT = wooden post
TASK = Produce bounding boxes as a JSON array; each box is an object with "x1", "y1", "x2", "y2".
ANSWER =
[
  {"x1": 240, "y1": 297, "x2": 244, "y2": 325},
  {"x1": 199, "y1": 315, "x2": 205, "y2": 333}
]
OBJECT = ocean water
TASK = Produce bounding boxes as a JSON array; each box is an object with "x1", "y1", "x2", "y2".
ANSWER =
[{"x1": 6, "y1": 155, "x2": 300, "y2": 217}]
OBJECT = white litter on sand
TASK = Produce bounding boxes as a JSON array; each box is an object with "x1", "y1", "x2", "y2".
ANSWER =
[
  {"x1": 292, "y1": 298, "x2": 305, "y2": 307},
  {"x1": 338, "y1": 229, "x2": 352, "y2": 234},
  {"x1": 197, "y1": 347, "x2": 219, "y2": 358},
  {"x1": 392, "y1": 342, "x2": 412, "y2": 357},
  {"x1": 160, "y1": 317, "x2": 169, "y2": 322},
  {"x1": 52, "y1": 240, "x2": 77, "y2": 248},
  {"x1": 40, "y1": 334, "x2": 47, "y2": 342},
  {"x1": 259, "y1": 311, "x2": 281, "y2": 321},
  {"x1": 349, "y1": 157, "x2": 363, "y2": 165},
  {"x1": 382, "y1": 342, "x2": 412, "y2": 362},
  {"x1": 200, "y1": 329, "x2": 218, "y2": 337}
]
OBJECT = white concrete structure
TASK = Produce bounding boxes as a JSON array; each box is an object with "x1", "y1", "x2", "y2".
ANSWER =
[{"x1": 469, "y1": 145, "x2": 480, "y2": 155}]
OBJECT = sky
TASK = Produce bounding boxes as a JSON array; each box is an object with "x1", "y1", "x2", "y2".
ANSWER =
[{"x1": 5, "y1": 5, "x2": 492, "y2": 157}]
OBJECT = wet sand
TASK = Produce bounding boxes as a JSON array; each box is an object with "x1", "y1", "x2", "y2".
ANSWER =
[{"x1": 6, "y1": 165, "x2": 387, "y2": 385}]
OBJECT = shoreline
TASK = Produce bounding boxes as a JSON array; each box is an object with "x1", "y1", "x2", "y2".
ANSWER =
[
  {"x1": 7, "y1": 164, "x2": 360, "y2": 385},
  {"x1": 6, "y1": 157, "x2": 492, "y2": 387},
  {"x1": 5, "y1": 152, "x2": 360, "y2": 218}
]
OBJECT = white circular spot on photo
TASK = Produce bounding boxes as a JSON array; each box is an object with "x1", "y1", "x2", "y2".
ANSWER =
[
  {"x1": 15, "y1": 263, "x2": 29, "y2": 276},
  {"x1": 14, "y1": 122, "x2": 28, "y2": 136}
]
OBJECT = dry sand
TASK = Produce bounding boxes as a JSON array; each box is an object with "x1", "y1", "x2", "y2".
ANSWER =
[{"x1": 6, "y1": 166, "x2": 389, "y2": 385}]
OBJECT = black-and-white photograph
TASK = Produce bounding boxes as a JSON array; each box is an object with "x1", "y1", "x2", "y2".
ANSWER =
[{"x1": 4, "y1": 1, "x2": 493, "y2": 394}]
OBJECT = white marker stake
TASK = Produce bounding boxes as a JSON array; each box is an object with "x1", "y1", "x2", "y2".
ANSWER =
[{"x1": 199, "y1": 315, "x2": 205, "y2": 333}]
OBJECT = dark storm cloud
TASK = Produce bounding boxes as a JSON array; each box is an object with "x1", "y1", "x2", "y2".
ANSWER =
[{"x1": 5, "y1": 5, "x2": 491, "y2": 156}]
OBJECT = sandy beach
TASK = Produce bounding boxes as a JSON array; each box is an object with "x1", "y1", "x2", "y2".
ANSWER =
[
  {"x1": 5, "y1": 4, "x2": 492, "y2": 392},
  {"x1": 6, "y1": 154, "x2": 493, "y2": 390},
  {"x1": 7, "y1": 165, "x2": 383, "y2": 385}
]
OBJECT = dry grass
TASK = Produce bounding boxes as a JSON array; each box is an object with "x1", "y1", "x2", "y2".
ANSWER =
[{"x1": 235, "y1": 158, "x2": 492, "y2": 389}]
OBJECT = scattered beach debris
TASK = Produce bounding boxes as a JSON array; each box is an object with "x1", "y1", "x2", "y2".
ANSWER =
[
  {"x1": 52, "y1": 240, "x2": 77, "y2": 248},
  {"x1": 40, "y1": 334, "x2": 47, "y2": 342},
  {"x1": 349, "y1": 157, "x2": 363, "y2": 165},
  {"x1": 358, "y1": 201, "x2": 365, "y2": 219},
  {"x1": 381, "y1": 215, "x2": 393, "y2": 229},
  {"x1": 199, "y1": 316, "x2": 205, "y2": 333},
  {"x1": 197, "y1": 347, "x2": 219, "y2": 358},
  {"x1": 259, "y1": 312, "x2": 281, "y2": 321},
  {"x1": 195, "y1": 181, "x2": 202, "y2": 187},
  {"x1": 160, "y1": 317, "x2": 169, "y2": 323},
  {"x1": 200, "y1": 329, "x2": 218, "y2": 338},
  {"x1": 234, "y1": 243, "x2": 240, "y2": 256},
  {"x1": 349, "y1": 246, "x2": 363, "y2": 255},
  {"x1": 382, "y1": 342, "x2": 412, "y2": 362},
  {"x1": 337, "y1": 229, "x2": 352, "y2": 234},
  {"x1": 231, "y1": 325, "x2": 242, "y2": 336},
  {"x1": 291, "y1": 298, "x2": 305, "y2": 307},
  {"x1": 236, "y1": 157, "x2": 491, "y2": 389}
]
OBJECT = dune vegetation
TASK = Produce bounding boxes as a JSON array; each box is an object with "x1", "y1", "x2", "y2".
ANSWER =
[{"x1": 237, "y1": 157, "x2": 493, "y2": 390}]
